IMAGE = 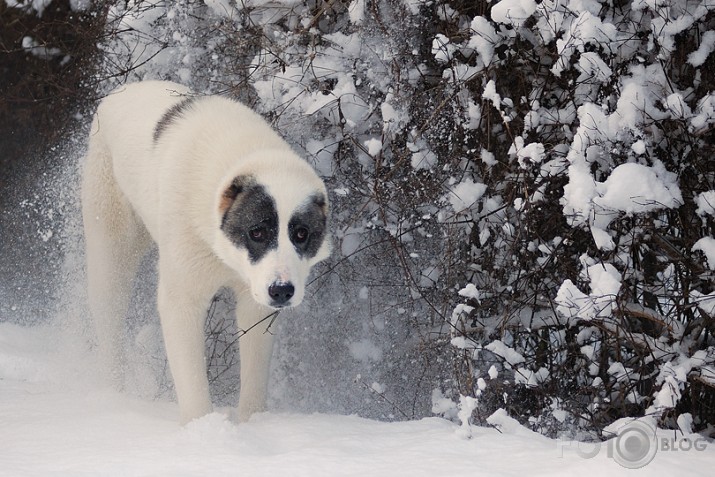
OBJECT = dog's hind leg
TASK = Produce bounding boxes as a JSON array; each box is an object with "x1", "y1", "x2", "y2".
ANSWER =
[
  {"x1": 82, "y1": 131, "x2": 150, "y2": 385},
  {"x1": 235, "y1": 289, "x2": 277, "y2": 422}
]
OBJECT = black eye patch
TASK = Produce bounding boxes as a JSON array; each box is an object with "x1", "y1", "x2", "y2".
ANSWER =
[
  {"x1": 288, "y1": 194, "x2": 327, "y2": 259},
  {"x1": 221, "y1": 183, "x2": 278, "y2": 263}
]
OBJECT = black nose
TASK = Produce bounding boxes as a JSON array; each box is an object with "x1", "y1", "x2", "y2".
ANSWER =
[{"x1": 268, "y1": 282, "x2": 295, "y2": 306}]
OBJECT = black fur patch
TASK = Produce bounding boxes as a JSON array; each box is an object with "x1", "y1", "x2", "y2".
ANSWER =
[
  {"x1": 153, "y1": 96, "x2": 196, "y2": 143},
  {"x1": 288, "y1": 194, "x2": 327, "y2": 259},
  {"x1": 221, "y1": 181, "x2": 279, "y2": 263}
]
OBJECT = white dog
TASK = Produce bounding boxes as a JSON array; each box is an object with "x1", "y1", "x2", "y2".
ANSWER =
[{"x1": 82, "y1": 81, "x2": 330, "y2": 424}]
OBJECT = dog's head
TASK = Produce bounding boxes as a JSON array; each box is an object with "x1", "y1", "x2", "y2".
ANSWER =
[{"x1": 214, "y1": 152, "x2": 331, "y2": 308}]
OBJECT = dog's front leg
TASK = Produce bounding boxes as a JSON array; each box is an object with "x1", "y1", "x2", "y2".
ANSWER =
[
  {"x1": 158, "y1": 272, "x2": 214, "y2": 425},
  {"x1": 235, "y1": 294, "x2": 277, "y2": 423}
]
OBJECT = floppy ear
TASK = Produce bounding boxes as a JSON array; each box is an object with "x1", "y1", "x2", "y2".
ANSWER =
[
  {"x1": 314, "y1": 193, "x2": 328, "y2": 215},
  {"x1": 219, "y1": 176, "x2": 251, "y2": 216}
]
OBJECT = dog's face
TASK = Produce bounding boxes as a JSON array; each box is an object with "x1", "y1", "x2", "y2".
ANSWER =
[{"x1": 214, "y1": 159, "x2": 330, "y2": 308}]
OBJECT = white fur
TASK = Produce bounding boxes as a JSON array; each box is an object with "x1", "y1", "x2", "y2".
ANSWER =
[{"x1": 82, "y1": 81, "x2": 330, "y2": 424}]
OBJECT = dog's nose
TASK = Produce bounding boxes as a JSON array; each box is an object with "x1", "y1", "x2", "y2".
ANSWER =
[{"x1": 268, "y1": 282, "x2": 295, "y2": 306}]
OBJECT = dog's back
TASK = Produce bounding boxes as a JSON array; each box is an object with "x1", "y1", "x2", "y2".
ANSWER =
[{"x1": 85, "y1": 82, "x2": 191, "y2": 234}]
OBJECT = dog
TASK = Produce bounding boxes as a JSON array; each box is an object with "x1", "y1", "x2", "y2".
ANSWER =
[{"x1": 82, "y1": 81, "x2": 331, "y2": 424}]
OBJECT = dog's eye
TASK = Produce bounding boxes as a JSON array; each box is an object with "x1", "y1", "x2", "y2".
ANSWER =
[
  {"x1": 293, "y1": 226, "x2": 309, "y2": 244},
  {"x1": 249, "y1": 227, "x2": 267, "y2": 242}
]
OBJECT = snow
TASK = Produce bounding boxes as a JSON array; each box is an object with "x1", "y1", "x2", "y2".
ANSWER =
[
  {"x1": 562, "y1": 161, "x2": 598, "y2": 226},
  {"x1": 692, "y1": 93, "x2": 715, "y2": 131},
  {"x1": 399, "y1": 0, "x2": 423, "y2": 16},
  {"x1": 594, "y1": 163, "x2": 682, "y2": 215},
  {"x1": 480, "y1": 148, "x2": 497, "y2": 166},
  {"x1": 564, "y1": 157, "x2": 682, "y2": 249},
  {"x1": 409, "y1": 139, "x2": 438, "y2": 170},
  {"x1": 456, "y1": 395, "x2": 479, "y2": 437},
  {"x1": 695, "y1": 190, "x2": 715, "y2": 217},
  {"x1": 21, "y1": 35, "x2": 63, "y2": 60},
  {"x1": 688, "y1": 26, "x2": 715, "y2": 68},
  {"x1": 432, "y1": 34, "x2": 455, "y2": 63},
  {"x1": 4, "y1": 0, "x2": 52, "y2": 15},
  {"x1": 348, "y1": 0, "x2": 366, "y2": 25},
  {"x1": 552, "y1": 11, "x2": 618, "y2": 77},
  {"x1": 555, "y1": 262, "x2": 622, "y2": 321},
  {"x1": 380, "y1": 93, "x2": 406, "y2": 134},
  {"x1": 2, "y1": 322, "x2": 710, "y2": 476},
  {"x1": 611, "y1": 65, "x2": 670, "y2": 133},
  {"x1": 590, "y1": 226, "x2": 614, "y2": 251},
  {"x1": 691, "y1": 290, "x2": 715, "y2": 316},
  {"x1": 666, "y1": 92, "x2": 692, "y2": 119},
  {"x1": 491, "y1": 0, "x2": 538, "y2": 28},
  {"x1": 515, "y1": 366, "x2": 550, "y2": 387},
  {"x1": 204, "y1": 0, "x2": 234, "y2": 17},
  {"x1": 576, "y1": 52, "x2": 612, "y2": 85},
  {"x1": 677, "y1": 413, "x2": 695, "y2": 435},
  {"x1": 458, "y1": 283, "x2": 480, "y2": 301},
  {"x1": 636, "y1": 0, "x2": 713, "y2": 59},
  {"x1": 631, "y1": 139, "x2": 646, "y2": 155},
  {"x1": 484, "y1": 339, "x2": 526, "y2": 366},
  {"x1": 5, "y1": 1, "x2": 715, "y2": 474},
  {"x1": 488, "y1": 365, "x2": 499, "y2": 379},
  {"x1": 512, "y1": 140, "x2": 546, "y2": 168},
  {"x1": 487, "y1": 407, "x2": 537, "y2": 435},
  {"x1": 446, "y1": 178, "x2": 487, "y2": 213},
  {"x1": 348, "y1": 338, "x2": 383, "y2": 363},
  {"x1": 468, "y1": 16, "x2": 499, "y2": 65},
  {"x1": 693, "y1": 237, "x2": 715, "y2": 270},
  {"x1": 482, "y1": 79, "x2": 502, "y2": 109},
  {"x1": 363, "y1": 137, "x2": 382, "y2": 156}
]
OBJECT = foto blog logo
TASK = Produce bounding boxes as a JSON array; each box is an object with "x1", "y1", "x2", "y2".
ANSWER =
[{"x1": 558, "y1": 420, "x2": 708, "y2": 469}]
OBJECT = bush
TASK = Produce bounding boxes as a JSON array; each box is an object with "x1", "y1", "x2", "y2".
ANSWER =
[
  {"x1": 435, "y1": 0, "x2": 715, "y2": 438},
  {"x1": 51, "y1": 0, "x2": 715, "y2": 434},
  {"x1": 0, "y1": 0, "x2": 105, "y2": 176},
  {"x1": 0, "y1": 1, "x2": 107, "y2": 324}
]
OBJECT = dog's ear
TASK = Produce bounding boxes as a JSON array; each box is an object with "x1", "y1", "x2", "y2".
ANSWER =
[
  {"x1": 312, "y1": 194, "x2": 330, "y2": 224},
  {"x1": 313, "y1": 193, "x2": 327, "y2": 212},
  {"x1": 224, "y1": 179, "x2": 244, "y2": 200},
  {"x1": 312, "y1": 192, "x2": 332, "y2": 261},
  {"x1": 219, "y1": 176, "x2": 250, "y2": 216}
]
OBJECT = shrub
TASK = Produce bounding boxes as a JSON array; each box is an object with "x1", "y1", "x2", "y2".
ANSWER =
[{"x1": 57, "y1": 0, "x2": 715, "y2": 434}]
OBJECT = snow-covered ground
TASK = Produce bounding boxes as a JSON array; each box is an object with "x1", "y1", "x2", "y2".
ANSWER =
[{"x1": 0, "y1": 322, "x2": 712, "y2": 476}]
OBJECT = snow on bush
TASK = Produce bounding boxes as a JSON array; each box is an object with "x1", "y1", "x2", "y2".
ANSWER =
[
  {"x1": 39, "y1": 0, "x2": 715, "y2": 438},
  {"x1": 437, "y1": 0, "x2": 715, "y2": 438},
  {"x1": 556, "y1": 261, "x2": 622, "y2": 321}
]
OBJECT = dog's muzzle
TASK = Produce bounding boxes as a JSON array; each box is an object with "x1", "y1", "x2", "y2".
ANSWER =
[{"x1": 268, "y1": 281, "x2": 295, "y2": 307}]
